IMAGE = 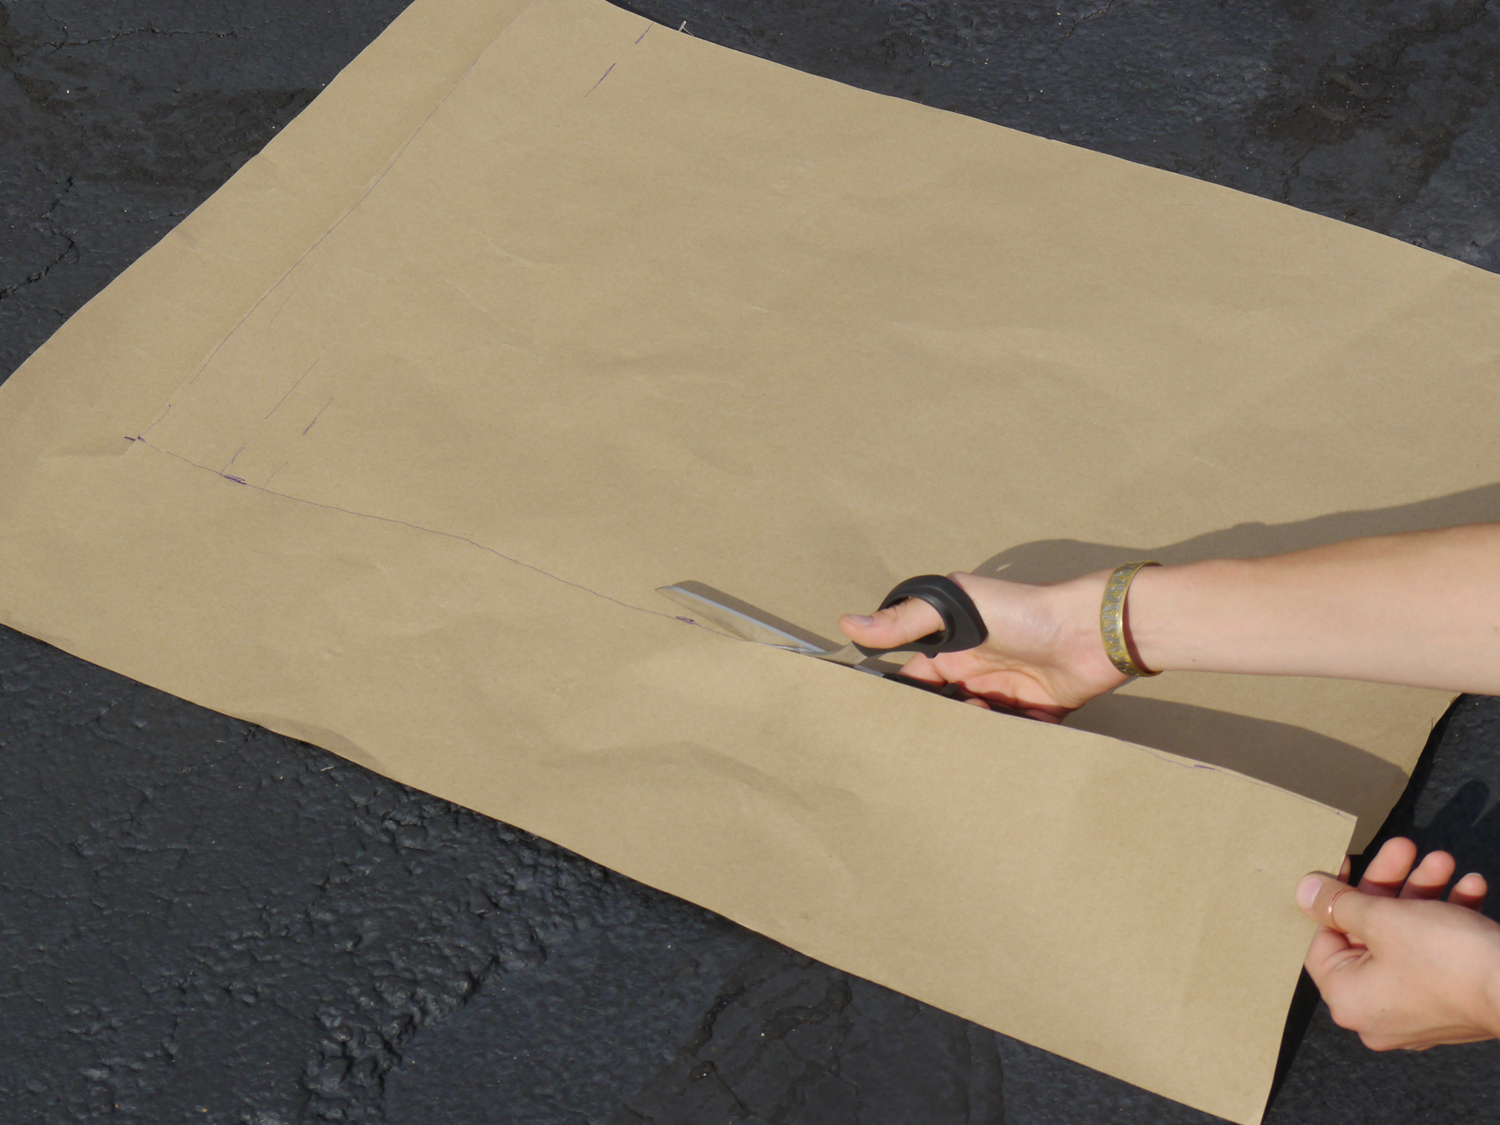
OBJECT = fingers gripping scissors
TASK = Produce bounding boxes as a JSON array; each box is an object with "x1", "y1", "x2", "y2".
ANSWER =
[{"x1": 657, "y1": 575, "x2": 991, "y2": 702}]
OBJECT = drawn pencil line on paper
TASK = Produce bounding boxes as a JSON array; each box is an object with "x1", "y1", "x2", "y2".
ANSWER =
[
  {"x1": 140, "y1": 402, "x2": 172, "y2": 439},
  {"x1": 265, "y1": 461, "x2": 289, "y2": 487},
  {"x1": 303, "y1": 397, "x2": 334, "y2": 436},
  {"x1": 185, "y1": 43, "x2": 492, "y2": 386},
  {"x1": 635, "y1": 23, "x2": 651, "y2": 43},
  {"x1": 266, "y1": 358, "x2": 320, "y2": 420},
  {"x1": 131, "y1": 436, "x2": 693, "y2": 626},
  {"x1": 264, "y1": 278, "x2": 303, "y2": 328},
  {"x1": 222, "y1": 444, "x2": 246, "y2": 474},
  {"x1": 586, "y1": 61, "x2": 617, "y2": 97}
]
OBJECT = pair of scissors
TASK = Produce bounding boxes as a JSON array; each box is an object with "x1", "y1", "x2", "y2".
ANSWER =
[{"x1": 658, "y1": 574, "x2": 1001, "y2": 705}]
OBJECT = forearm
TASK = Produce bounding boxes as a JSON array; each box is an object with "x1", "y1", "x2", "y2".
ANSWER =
[{"x1": 1117, "y1": 524, "x2": 1500, "y2": 694}]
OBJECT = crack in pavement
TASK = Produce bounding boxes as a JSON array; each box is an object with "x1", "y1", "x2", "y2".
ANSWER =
[
  {"x1": 42, "y1": 17, "x2": 284, "y2": 55},
  {"x1": 1261, "y1": 0, "x2": 1497, "y2": 212},
  {"x1": 1060, "y1": 0, "x2": 1117, "y2": 41},
  {"x1": 0, "y1": 236, "x2": 77, "y2": 302},
  {"x1": 1039, "y1": 0, "x2": 1118, "y2": 62},
  {"x1": 0, "y1": 176, "x2": 78, "y2": 302}
]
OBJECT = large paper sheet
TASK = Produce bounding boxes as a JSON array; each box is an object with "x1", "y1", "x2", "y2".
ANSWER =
[{"x1": 1, "y1": 1, "x2": 1496, "y2": 1119}]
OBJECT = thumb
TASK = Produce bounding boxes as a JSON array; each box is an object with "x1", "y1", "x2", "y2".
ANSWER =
[
  {"x1": 840, "y1": 595, "x2": 944, "y2": 651},
  {"x1": 1297, "y1": 871, "x2": 1380, "y2": 1001},
  {"x1": 1297, "y1": 871, "x2": 1370, "y2": 935}
]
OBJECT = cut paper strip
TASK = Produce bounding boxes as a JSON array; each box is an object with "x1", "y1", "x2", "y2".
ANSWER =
[{"x1": 1, "y1": 1, "x2": 1496, "y2": 1120}]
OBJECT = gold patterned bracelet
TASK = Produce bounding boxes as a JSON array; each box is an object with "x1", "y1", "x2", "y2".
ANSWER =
[{"x1": 1100, "y1": 561, "x2": 1161, "y2": 677}]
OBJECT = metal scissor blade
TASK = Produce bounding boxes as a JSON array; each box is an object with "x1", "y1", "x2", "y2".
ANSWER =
[
  {"x1": 657, "y1": 582, "x2": 829, "y2": 653},
  {"x1": 659, "y1": 578, "x2": 1025, "y2": 715},
  {"x1": 656, "y1": 582, "x2": 888, "y2": 671}
]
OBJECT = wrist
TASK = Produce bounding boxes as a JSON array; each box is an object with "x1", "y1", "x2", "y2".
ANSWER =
[
  {"x1": 1052, "y1": 572, "x2": 1131, "y2": 691},
  {"x1": 1479, "y1": 946, "x2": 1500, "y2": 1039},
  {"x1": 1119, "y1": 558, "x2": 1247, "y2": 674}
]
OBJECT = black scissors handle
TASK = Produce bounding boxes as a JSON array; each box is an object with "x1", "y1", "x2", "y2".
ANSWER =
[
  {"x1": 853, "y1": 574, "x2": 988, "y2": 658},
  {"x1": 847, "y1": 574, "x2": 1022, "y2": 715}
]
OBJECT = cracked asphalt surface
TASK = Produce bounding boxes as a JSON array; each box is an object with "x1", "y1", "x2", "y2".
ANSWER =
[{"x1": 2, "y1": 2, "x2": 1498, "y2": 1122}]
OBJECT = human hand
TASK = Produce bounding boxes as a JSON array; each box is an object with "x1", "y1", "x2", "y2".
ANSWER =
[
  {"x1": 1297, "y1": 837, "x2": 1500, "y2": 1050},
  {"x1": 838, "y1": 571, "x2": 1129, "y2": 722}
]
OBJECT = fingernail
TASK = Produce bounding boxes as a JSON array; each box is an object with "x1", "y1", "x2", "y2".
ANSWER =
[
  {"x1": 844, "y1": 614, "x2": 874, "y2": 627},
  {"x1": 1295, "y1": 875, "x2": 1321, "y2": 910}
]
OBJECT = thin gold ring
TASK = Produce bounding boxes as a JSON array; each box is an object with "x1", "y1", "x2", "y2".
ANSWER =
[{"x1": 1325, "y1": 886, "x2": 1354, "y2": 932}]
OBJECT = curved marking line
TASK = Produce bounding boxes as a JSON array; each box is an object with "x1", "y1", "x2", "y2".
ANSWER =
[
  {"x1": 266, "y1": 359, "x2": 319, "y2": 420},
  {"x1": 302, "y1": 397, "x2": 334, "y2": 436},
  {"x1": 133, "y1": 437, "x2": 695, "y2": 626},
  {"x1": 185, "y1": 42, "x2": 497, "y2": 386},
  {"x1": 586, "y1": 61, "x2": 617, "y2": 97}
]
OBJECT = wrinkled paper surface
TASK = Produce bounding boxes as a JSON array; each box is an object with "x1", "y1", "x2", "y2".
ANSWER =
[{"x1": 3, "y1": 1, "x2": 1498, "y2": 1120}]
